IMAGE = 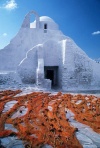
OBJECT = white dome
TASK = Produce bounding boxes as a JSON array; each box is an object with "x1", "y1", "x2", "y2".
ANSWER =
[
  {"x1": 39, "y1": 16, "x2": 59, "y2": 30},
  {"x1": 30, "y1": 16, "x2": 59, "y2": 30},
  {"x1": 39, "y1": 16, "x2": 55, "y2": 23}
]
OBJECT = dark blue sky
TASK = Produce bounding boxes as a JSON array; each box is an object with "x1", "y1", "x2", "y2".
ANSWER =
[{"x1": 0, "y1": 0, "x2": 100, "y2": 59}]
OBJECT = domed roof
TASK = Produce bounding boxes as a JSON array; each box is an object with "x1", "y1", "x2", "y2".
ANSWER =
[
  {"x1": 39, "y1": 16, "x2": 55, "y2": 23},
  {"x1": 30, "y1": 15, "x2": 59, "y2": 30}
]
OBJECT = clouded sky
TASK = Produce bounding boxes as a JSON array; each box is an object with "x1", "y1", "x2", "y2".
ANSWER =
[{"x1": 0, "y1": 0, "x2": 100, "y2": 59}]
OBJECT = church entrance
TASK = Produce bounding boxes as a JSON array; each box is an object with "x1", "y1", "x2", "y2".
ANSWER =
[
  {"x1": 46, "y1": 70, "x2": 54, "y2": 85},
  {"x1": 44, "y1": 66, "x2": 58, "y2": 87}
]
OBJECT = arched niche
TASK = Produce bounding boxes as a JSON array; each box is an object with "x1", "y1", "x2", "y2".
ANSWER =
[{"x1": 21, "y1": 10, "x2": 40, "y2": 29}]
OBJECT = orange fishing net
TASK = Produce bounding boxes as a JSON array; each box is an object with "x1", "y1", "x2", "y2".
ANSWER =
[{"x1": 0, "y1": 90, "x2": 100, "y2": 148}]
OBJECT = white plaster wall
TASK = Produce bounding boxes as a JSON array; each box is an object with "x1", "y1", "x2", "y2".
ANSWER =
[
  {"x1": 17, "y1": 46, "x2": 38, "y2": 83},
  {"x1": 17, "y1": 39, "x2": 63, "y2": 86},
  {"x1": 0, "y1": 18, "x2": 65, "y2": 71},
  {"x1": 91, "y1": 60, "x2": 100, "y2": 88},
  {"x1": 0, "y1": 28, "x2": 39, "y2": 70},
  {"x1": 43, "y1": 40, "x2": 60, "y2": 66},
  {"x1": 62, "y1": 38, "x2": 94, "y2": 90},
  {"x1": 0, "y1": 71, "x2": 21, "y2": 85},
  {"x1": 43, "y1": 40, "x2": 63, "y2": 87}
]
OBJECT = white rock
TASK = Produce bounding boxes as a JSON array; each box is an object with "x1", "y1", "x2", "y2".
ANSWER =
[
  {"x1": 66, "y1": 109, "x2": 75, "y2": 121},
  {"x1": 79, "y1": 128, "x2": 100, "y2": 147},
  {"x1": 83, "y1": 144, "x2": 97, "y2": 148},
  {"x1": 5, "y1": 124, "x2": 18, "y2": 133},
  {"x1": 11, "y1": 106, "x2": 28, "y2": 119},
  {"x1": 75, "y1": 132, "x2": 93, "y2": 145},
  {"x1": 6, "y1": 139, "x2": 24, "y2": 148},
  {"x1": 3, "y1": 101, "x2": 18, "y2": 113},
  {"x1": 42, "y1": 144, "x2": 53, "y2": 148}
]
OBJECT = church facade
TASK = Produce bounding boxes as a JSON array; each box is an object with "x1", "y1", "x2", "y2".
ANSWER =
[{"x1": 0, "y1": 11, "x2": 100, "y2": 90}]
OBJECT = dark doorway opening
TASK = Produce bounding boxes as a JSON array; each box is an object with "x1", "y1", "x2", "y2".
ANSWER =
[
  {"x1": 46, "y1": 70, "x2": 54, "y2": 85},
  {"x1": 44, "y1": 66, "x2": 58, "y2": 87}
]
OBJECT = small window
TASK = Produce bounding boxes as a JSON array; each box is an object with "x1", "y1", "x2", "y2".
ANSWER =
[{"x1": 44, "y1": 24, "x2": 47, "y2": 29}]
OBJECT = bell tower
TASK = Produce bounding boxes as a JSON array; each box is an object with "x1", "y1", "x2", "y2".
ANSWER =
[{"x1": 21, "y1": 10, "x2": 40, "y2": 29}]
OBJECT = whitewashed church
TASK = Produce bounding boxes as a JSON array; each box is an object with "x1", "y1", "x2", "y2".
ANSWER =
[{"x1": 0, "y1": 10, "x2": 100, "y2": 90}]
